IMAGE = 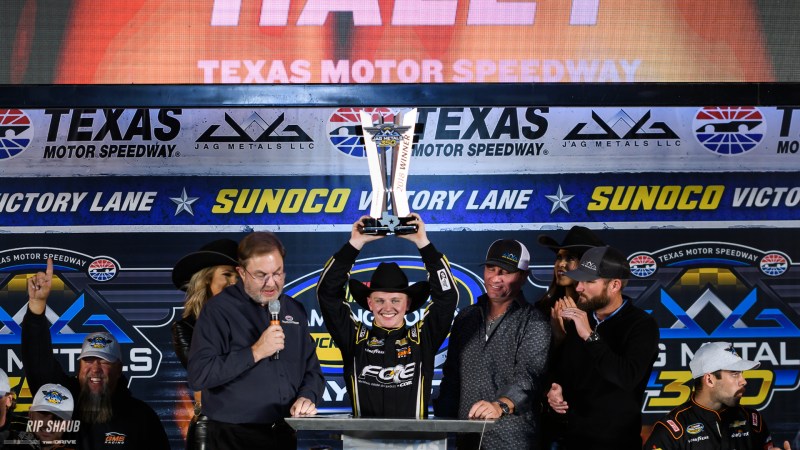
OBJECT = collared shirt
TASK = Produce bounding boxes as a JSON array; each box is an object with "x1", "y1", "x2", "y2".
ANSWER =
[
  {"x1": 435, "y1": 292, "x2": 551, "y2": 449},
  {"x1": 188, "y1": 285, "x2": 324, "y2": 424}
]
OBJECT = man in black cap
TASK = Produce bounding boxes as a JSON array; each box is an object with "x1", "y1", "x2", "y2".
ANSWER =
[
  {"x1": 316, "y1": 213, "x2": 458, "y2": 418},
  {"x1": 434, "y1": 238, "x2": 551, "y2": 449},
  {"x1": 545, "y1": 246, "x2": 659, "y2": 450}
]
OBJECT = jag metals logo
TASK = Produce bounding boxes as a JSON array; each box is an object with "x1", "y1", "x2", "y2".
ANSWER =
[
  {"x1": 285, "y1": 255, "x2": 484, "y2": 372},
  {"x1": 563, "y1": 109, "x2": 680, "y2": 148},
  {"x1": 196, "y1": 111, "x2": 313, "y2": 149},
  {"x1": 634, "y1": 241, "x2": 800, "y2": 415}
]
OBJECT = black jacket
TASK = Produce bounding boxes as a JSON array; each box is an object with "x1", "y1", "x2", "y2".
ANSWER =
[
  {"x1": 316, "y1": 242, "x2": 458, "y2": 418},
  {"x1": 550, "y1": 297, "x2": 660, "y2": 450},
  {"x1": 21, "y1": 309, "x2": 170, "y2": 450},
  {"x1": 172, "y1": 316, "x2": 195, "y2": 369},
  {"x1": 187, "y1": 284, "x2": 324, "y2": 424},
  {"x1": 644, "y1": 396, "x2": 774, "y2": 449}
]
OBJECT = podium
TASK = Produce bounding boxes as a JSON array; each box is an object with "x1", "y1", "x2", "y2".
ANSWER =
[{"x1": 286, "y1": 416, "x2": 495, "y2": 450}]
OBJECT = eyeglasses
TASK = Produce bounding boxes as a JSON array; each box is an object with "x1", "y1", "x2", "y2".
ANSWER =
[{"x1": 241, "y1": 267, "x2": 285, "y2": 284}]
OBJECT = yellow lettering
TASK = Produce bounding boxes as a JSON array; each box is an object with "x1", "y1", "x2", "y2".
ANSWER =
[
  {"x1": 211, "y1": 189, "x2": 238, "y2": 213},
  {"x1": 677, "y1": 185, "x2": 702, "y2": 210},
  {"x1": 740, "y1": 370, "x2": 773, "y2": 406},
  {"x1": 256, "y1": 189, "x2": 285, "y2": 213},
  {"x1": 700, "y1": 185, "x2": 724, "y2": 209},
  {"x1": 647, "y1": 371, "x2": 692, "y2": 408},
  {"x1": 302, "y1": 188, "x2": 328, "y2": 213},
  {"x1": 630, "y1": 186, "x2": 660, "y2": 210},
  {"x1": 587, "y1": 186, "x2": 613, "y2": 211},
  {"x1": 233, "y1": 189, "x2": 259, "y2": 213},
  {"x1": 656, "y1": 186, "x2": 681, "y2": 210}
]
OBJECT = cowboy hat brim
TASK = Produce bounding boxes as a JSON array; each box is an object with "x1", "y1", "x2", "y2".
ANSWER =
[
  {"x1": 348, "y1": 279, "x2": 431, "y2": 313},
  {"x1": 172, "y1": 249, "x2": 238, "y2": 290}
]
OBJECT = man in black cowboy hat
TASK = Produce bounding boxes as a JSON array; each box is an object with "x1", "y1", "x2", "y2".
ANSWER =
[{"x1": 316, "y1": 213, "x2": 458, "y2": 418}]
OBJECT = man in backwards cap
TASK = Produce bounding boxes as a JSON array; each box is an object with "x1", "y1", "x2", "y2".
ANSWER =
[
  {"x1": 434, "y1": 238, "x2": 551, "y2": 449},
  {"x1": 22, "y1": 258, "x2": 169, "y2": 449},
  {"x1": 644, "y1": 342, "x2": 792, "y2": 450},
  {"x1": 546, "y1": 245, "x2": 659, "y2": 450},
  {"x1": 316, "y1": 213, "x2": 458, "y2": 418}
]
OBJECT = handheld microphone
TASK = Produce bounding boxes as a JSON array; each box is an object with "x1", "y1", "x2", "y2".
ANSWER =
[{"x1": 268, "y1": 300, "x2": 281, "y2": 360}]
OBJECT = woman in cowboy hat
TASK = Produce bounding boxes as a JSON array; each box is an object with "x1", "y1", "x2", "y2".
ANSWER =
[
  {"x1": 316, "y1": 213, "x2": 458, "y2": 418},
  {"x1": 171, "y1": 239, "x2": 239, "y2": 450},
  {"x1": 535, "y1": 226, "x2": 605, "y2": 316}
]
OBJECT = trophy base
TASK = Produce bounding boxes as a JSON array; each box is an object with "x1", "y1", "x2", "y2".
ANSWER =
[{"x1": 361, "y1": 216, "x2": 418, "y2": 235}]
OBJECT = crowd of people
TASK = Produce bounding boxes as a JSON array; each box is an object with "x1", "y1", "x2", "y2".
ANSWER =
[{"x1": 1, "y1": 217, "x2": 792, "y2": 450}]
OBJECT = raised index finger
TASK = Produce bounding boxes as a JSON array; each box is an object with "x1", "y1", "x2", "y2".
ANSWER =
[{"x1": 45, "y1": 258, "x2": 53, "y2": 278}]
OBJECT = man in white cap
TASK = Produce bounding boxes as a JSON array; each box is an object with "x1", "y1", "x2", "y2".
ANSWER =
[
  {"x1": 0, "y1": 368, "x2": 28, "y2": 445},
  {"x1": 644, "y1": 342, "x2": 792, "y2": 450},
  {"x1": 434, "y1": 238, "x2": 551, "y2": 449},
  {"x1": 28, "y1": 383, "x2": 76, "y2": 449},
  {"x1": 22, "y1": 258, "x2": 169, "y2": 449},
  {"x1": 546, "y1": 245, "x2": 660, "y2": 450}
]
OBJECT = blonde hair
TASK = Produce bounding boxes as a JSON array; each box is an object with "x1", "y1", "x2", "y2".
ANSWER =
[{"x1": 182, "y1": 266, "x2": 218, "y2": 320}]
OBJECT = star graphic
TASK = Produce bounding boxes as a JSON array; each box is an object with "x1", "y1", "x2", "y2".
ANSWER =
[
  {"x1": 170, "y1": 188, "x2": 199, "y2": 216},
  {"x1": 545, "y1": 185, "x2": 575, "y2": 214}
]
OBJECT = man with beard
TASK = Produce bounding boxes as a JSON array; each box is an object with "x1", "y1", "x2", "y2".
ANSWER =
[
  {"x1": 22, "y1": 258, "x2": 169, "y2": 449},
  {"x1": 545, "y1": 245, "x2": 659, "y2": 450},
  {"x1": 434, "y1": 239, "x2": 551, "y2": 449},
  {"x1": 188, "y1": 231, "x2": 323, "y2": 449},
  {"x1": 643, "y1": 342, "x2": 792, "y2": 450}
]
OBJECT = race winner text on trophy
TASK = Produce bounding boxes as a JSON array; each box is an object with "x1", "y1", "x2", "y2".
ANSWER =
[{"x1": 358, "y1": 109, "x2": 418, "y2": 235}]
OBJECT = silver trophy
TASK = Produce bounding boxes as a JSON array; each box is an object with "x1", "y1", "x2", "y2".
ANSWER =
[{"x1": 359, "y1": 108, "x2": 418, "y2": 235}]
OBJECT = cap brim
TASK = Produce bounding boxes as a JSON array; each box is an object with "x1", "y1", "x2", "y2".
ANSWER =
[
  {"x1": 78, "y1": 351, "x2": 119, "y2": 363},
  {"x1": 563, "y1": 267, "x2": 599, "y2": 282},
  {"x1": 30, "y1": 404, "x2": 73, "y2": 421},
  {"x1": 482, "y1": 259, "x2": 525, "y2": 273}
]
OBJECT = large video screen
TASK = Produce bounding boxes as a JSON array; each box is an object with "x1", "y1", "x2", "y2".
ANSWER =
[{"x1": 2, "y1": 0, "x2": 799, "y2": 84}]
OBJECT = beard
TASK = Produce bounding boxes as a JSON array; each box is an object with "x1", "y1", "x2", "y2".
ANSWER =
[
  {"x1": 578, "y1": 290, "x2": 611, "y2": 312},
  {"x1": 77, "y1": 378, "x2": 114, "y2": 424}
]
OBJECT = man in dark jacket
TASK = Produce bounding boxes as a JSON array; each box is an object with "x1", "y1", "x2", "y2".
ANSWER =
[
  {"x1": 188, "y1": 231, "x2": 324, "y2": 449},
  {"x1": 434, "y1": 239, "x2": 551, "y2": 449},
  {"x1": 644, "y1": 341, "x2": 791, "y2": 450},
  {"x1": 546, "y1": 245, "x2": 660, "y2": 450},
  {"x1": 316, "y1": 214, "x2": 458, "y2": 418},
  {"x1": 23, "y1": 259, "x2": 170, "y2": 450}
]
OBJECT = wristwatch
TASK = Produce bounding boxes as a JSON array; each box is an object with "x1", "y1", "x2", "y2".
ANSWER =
[
  {"x1": 586, "y1": 330, "x2": 601, "y2": 343},
  {"x1": 496, "y1": 400, "x2": 511, "y2": 416}
]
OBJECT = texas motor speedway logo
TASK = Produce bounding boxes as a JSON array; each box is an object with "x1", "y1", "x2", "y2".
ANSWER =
[{"x1": 629, "y1": 241, "x2": 799, "y2": 414}]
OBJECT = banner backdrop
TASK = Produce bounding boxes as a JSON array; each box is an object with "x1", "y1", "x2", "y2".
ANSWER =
[
  {"x1": 1, "y1": 99, "x2": 799, "y2": 447},
  {"x1": 3, "y1": 0, "x2": 790, "y2": 83}
]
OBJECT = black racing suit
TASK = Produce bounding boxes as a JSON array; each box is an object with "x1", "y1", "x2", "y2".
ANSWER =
[
  {"x1": 644, "y1": 395, "x2": 774, "y2": 449},
  {"x1": 316, "y1": 242, "x2": 458, "y2": 418}
]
